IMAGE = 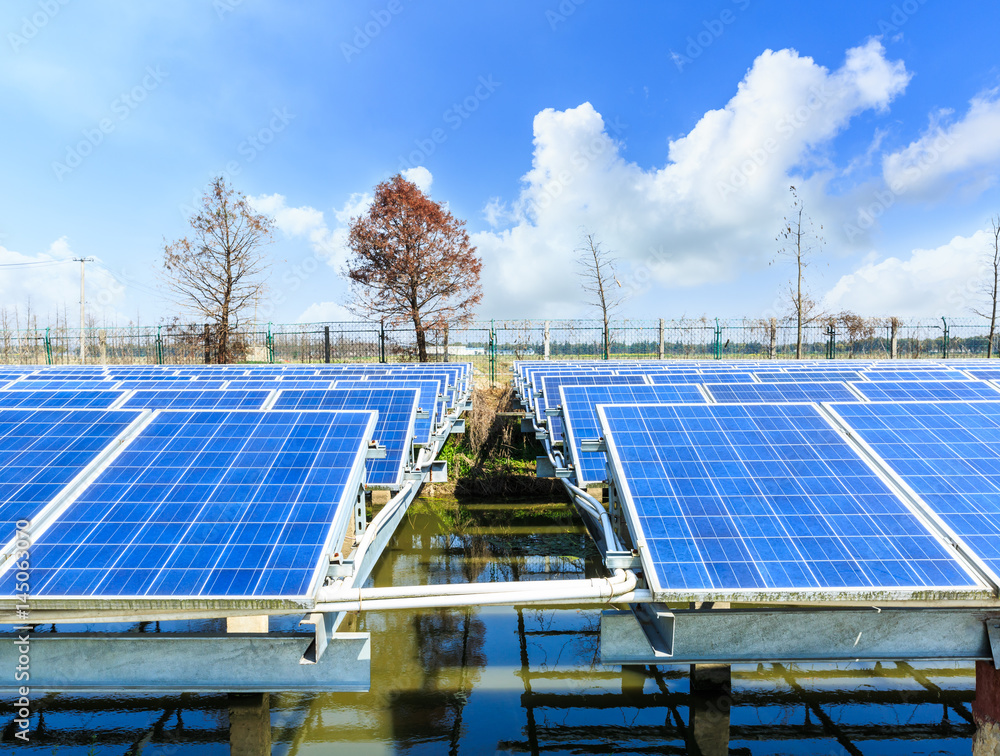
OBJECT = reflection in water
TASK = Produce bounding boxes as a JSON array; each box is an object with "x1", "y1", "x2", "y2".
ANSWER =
[{"x1": 0, "y1": 497, "x2": 980, "y2": 754}]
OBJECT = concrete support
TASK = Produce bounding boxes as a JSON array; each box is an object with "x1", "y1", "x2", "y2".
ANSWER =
[
  {"x1": 371, "y1": 490, "x2": 391, "y2": 507},
  {"x1": 543, "y1": 321, "x2": 551, "y2": 360},
  {"x1": 228, "y1": 692, "x2": 271, "y2": 755},
  {"x1": 98, "y1": 330, "x2": 107, "y2": 365},
  {"x1": 974, "y1": 660, "x2": 1000, "y2": 755},
  {"x1": 658, "y1": 318, "x2": 665, "y2": 360},
  {"x1": 227, "y1": 615, "x2": 268, "y2": 633},
  {"x1": 586, "y1": 486, "x2": 604, "y2": 503}
]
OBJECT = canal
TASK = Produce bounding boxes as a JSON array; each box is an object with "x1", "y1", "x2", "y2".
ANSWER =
[{"x1": 2, "y1": 497, "x2": 977, "y2": 754}]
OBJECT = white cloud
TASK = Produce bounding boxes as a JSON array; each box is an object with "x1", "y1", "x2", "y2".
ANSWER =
[
  {"x1": 882, "y1": 89, "x2": 1000, "y2": 198},
  {"x1": 0, "y1": 238, "x2": 130, "y2": 326},
  {"x1": 401, "y1": 166, "x2": 433, "y2": 194},
  {"x1": 296, "y1": 301, "x2": 358, "y2": 323},
  {"x1": 823, "y1": 230, "x2": 991, "y2": 317},
  {"x1": 471, "y1": 39, "x2": 911, "y2": 317}
]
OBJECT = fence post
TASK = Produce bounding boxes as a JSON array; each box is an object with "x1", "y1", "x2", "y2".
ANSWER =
[
  {"x1": 490, "y1": 319, "x2": 496, "y2": 384},
  {"x1": 658, "y1": 318, "x2": 665, "y2": 360},
  {"x1": 379, "y1": 320, "x2": 387, "y2": 364},
  {"x1": 713, "y1": 319, "x2": 722, "y2": 360},
  {"x1": 44, "y1": 327, "x2": 52, "y2": 366},
  {"x1": 941, "y1": 316, "x2": 949, "y2": 359},
  {"x1": 98, "y1": 330, "x2": 107, "y2": 365},
  {"x1": 543, "y1": 321, "x2": 550, "y2": 361},
  {"x1": 890, "y1": 318, "x2": 899, "y2": 359},
  {"x1": 443, "y1": 325, "x2": 449, "y2": 363},
  {"x1": 324, "y1": 325, "x2": 331, "y2": 364},
  {"x1": 267, "y1": 322, "x2": 274, "y2": 364},
  {"x1": 826, "y1": 324, "x2": 836, "y2": 359},
  {"x1": 768, "y1": 318, "x2": 777, "y2": 360}
]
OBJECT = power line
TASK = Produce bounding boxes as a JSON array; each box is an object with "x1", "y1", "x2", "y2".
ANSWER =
[{"x1": 0, "y1": 259, "x2": 73, "y2": 269}]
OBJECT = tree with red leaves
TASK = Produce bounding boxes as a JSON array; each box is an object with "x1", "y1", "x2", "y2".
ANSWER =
[{"x1": 345, "y1": 174, "x2": 482, "y2": 362}]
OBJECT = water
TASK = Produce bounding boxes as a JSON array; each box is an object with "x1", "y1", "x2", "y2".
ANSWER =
[{"x1": 2, "y1": 498, "x2": 977, "y2": 754}]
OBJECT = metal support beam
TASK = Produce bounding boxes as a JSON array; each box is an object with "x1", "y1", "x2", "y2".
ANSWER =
[
  {"x1": 601, "y1": 608, "x2": 998, "y2": 665},
  {"x1": 0, "y1": 632, "x2": 370, "y2": 692}
]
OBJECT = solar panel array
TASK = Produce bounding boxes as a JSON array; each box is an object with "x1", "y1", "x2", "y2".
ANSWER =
[
  {"x1": 0, "y1": 361, "x2": 471, "y2": 609},
  {"x1": 514, "y1": 358, "x2": 1000, "y2": 602}
]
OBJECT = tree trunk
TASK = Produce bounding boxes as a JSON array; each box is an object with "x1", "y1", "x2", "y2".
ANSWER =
[{"x1": 412, "y1": 313, "x2": 427, "y2": 362}]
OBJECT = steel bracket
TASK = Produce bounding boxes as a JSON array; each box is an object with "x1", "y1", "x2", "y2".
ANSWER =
[{"x1": 581, "y1": 438, "x2": 607, "y2": 453}]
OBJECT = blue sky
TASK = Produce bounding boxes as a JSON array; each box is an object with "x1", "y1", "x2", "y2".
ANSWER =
[{"x1": 2, "y1": 0, "x2": 1000, "y2": 329}]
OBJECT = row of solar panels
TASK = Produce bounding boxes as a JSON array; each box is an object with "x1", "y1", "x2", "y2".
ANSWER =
[
  {"x1": 0, "y1": 363, "x2": 473, "y2": 610},
  {"x1": 515, "y1": 361, "x2": 1000, "y2": 604}
]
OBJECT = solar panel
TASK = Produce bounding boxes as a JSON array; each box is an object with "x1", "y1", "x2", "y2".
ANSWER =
[
  {"x1": 829, "y1": 401, "x2": 1000, "y2": 584},
  {"x1": 706, "y1": 382, "x2": 860, "y2": 404},
  {"x1": 0, "y1": 390, "x2": 126, "y2": 410},
  {"x1": 864, "y1": 369, "x2": 969, "y2": 382},
  {"x1": 123, "y1": 389, "x2": 273, "y2": 410},
  {"x1": 539, "y1": 375, "x2": 649, "y2": 438},
  {"x1": 752, "y1": 370, "x2": 865, "y2": 383},
  {"x1": 223, "y1": 379, "x2": 336, "y2": 391},
  {"x1": 962, "y1": 368, "x2": 1000, "y2": 381},
  {"x1": 650, "y1": 372, "x2": 756, "y2": 385},
  {"x1": 0, "y1": 408, "x2": 144, "y2": 531},
  {"x1": 4, "y1": 409, "x2": 376, "y2": 604},
  {"x1": 271, "y1": 388, "x2": 419, "y2": 489},
  {"x1": 849, "y1": 380, "x2": 1000, "y2": 402},
  {"x1": 597, "y1": 403, "x2": 982, "y2": 599},
  {"x1": 559, "y1": 384, "x2": 708, "y2": 486},
  {"x1": 6, "y1": 380, "x2": 121, "y2": 392},
  {"x1": 332, "y1": 379, "x2": 441, "y2": 445}
]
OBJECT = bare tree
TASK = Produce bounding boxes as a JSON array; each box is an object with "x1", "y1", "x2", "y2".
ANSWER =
[
  {"x1": 973, "y1": 216, "x2": 1000, "y2": 358},
  {"x1": 161, "y1": 176, "x2": 273, "y2": 363},
  {"x1": 774, "y1": 185, "x2": 825, "y2": 359},
  {"x1": 577, "y1": 232, "x2": 623, "y2": 359}
]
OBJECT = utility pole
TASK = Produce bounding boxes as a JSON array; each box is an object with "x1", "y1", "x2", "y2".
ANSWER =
[{"x1": 73, "y1": 257, "x2": 93, "y2": 363}]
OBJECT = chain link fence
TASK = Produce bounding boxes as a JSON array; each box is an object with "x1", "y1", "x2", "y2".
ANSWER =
[{"x1": 0, "y1": 317, "x2": 995, "y2": 375}]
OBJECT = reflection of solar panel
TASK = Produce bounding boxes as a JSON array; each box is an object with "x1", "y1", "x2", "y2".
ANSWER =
[
  {"x1": 123, "y1": 389, "x2": 273, "y2": 410},
  {"x1": 0, "y1": 390, "x2": 125, "y2": 410},
  {"x1": 560, "y1": 384, "x2": 707, "y2": 486},
  {"x1": 706, "y1": 382, "x2": 859, "y2": 403},
  {"x1": 333, "y1": 379, "x2": 441, "y2": 445},
  {"x1": 849, "y1": 380, "x2": 1000, "y2": 402},
  {"x1": 830, "y1": 401, "x2": 1000, "y2": 583},
  {"x1": 864, "y1": 369, "x2": 968, "y2": 382},
  {"x1": 6, "y1": 409, "x2": 375, "y2": 603},
  {"x1": 597, "y1": 403, "x2": 981, "y2": 599},
  {"x1": 0, "y1": 408, "x2": 143, "y2": 528},
  {"x1": 752, "y1": 370, "x2": 864, "y2": 383},
  {"x1": 272, "y1": 388, "x2": 419, "y2": 489}
]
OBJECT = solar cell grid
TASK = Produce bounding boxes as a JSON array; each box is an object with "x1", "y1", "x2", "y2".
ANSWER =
[
  {"x1": 123, "y1": 389, "x2": 273, "y2": 411},
  {"x1": 6, "y1": 409, "x2": 375, "y2": 602},
  {"x1": 706, "y1": 382, "x2": 860, "y2": 404},
  {"x1": 559, "y1": 384, "x2": 708, "y2": 485},
  {"x1": 7, "y1": 380, "x2": 122, "y2": 392},
  {"x1": 849, "y1": 380, "x2": 1000, "y2": 402},
  {"x1": 0, "y1": 390, "x2": 126, "y2": 410},
  {"x1": 752, "y1": 370, "x2": 864, "y2": 383},
  {"x1": 332, "y1": 379, "x2": 441, "y2": 444},
  {"x1": 598, "y1": 402, "x2": 982, "y2": 599}
]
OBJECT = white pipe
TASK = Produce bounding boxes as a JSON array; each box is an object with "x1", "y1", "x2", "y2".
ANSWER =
[
  {"x1": 320, "y1": 569, "x2": 632, "y2": 603},
  {"x1": 315, "y1": 570, "x2": 639, "y2": 613}
]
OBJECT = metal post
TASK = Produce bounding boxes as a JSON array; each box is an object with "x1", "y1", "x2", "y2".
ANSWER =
[
  {"x1": 155, "y1": 325, "x2": 163, "y2": 365},
  {"x1": 379, "y1": 320, "x2": 386, "y2": 364},
  {"x1": 826, "y1": 324, "x2": 836, "y2": 359},
  {"x1": 267, "y1": 322, "x2": 274, "y2": 364},
  {"x1": 98, "y1": 329, "x2": 107, "y2": 365},
  {"x1": 713, "y1": 318, "x2": 722, "y2": 360},
  {"x1": 203, "y1": 323, "x2": 211, "y2": 364},
  {"x1": 658, "y1": 318, "x2": 665, "y2": 360},
  {"x1": 324, "y1": 325, "x2": 331, "y2": 364},
  {"x1": 768, "y1": 318, "x2": 777, "y2": 360},
  {"x1": 44, "y1": 327, "x2": 52, "y2": 365},
  {"x1": 72, "y1": 257, "x2": 92, "y2": 363},
  {"x1": 443, "y1": 324, "x2": 449, "y2": 363},
  {"x1": 490, "y1": 319, "x2": 496, "y2": 385},
  {"x1": 543, "y1": 321, "x2": 550, "y2": 361},
  {"x1": 890, "y1": 318, "x2": 899, "y2": 359},
  {"x1": 941, "y1": 316, "x2": 949, "y2": 359}
]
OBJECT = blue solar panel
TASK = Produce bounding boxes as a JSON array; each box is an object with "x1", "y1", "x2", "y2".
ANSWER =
[
  {"x1": 830, "y1": 401, "x2": 1000, "y2": 583},
  {"x1": 963, "y1": 369, "x2": 1000, "y2": 381},
  {"x1": 0, "y1": 408, "x2": 143, "y2": 530},
  {"x1": 7, "y1": 380, "x2": 122, "y2": 392},
  {"x1": 271, "y1": 388, "x2": 419, "y2": 489},
  {"x1": 650, "y1": 373, "x2": 756, "y2": 385},
  {"x1": 559, "y1": 384, "x2": 708, "y2": 486},
  {"x1": 752, "y1": 370, "x2": 864, "y2": 383},
  {"x1": 864, "y1": 369, "x2": 969, "y2": 382},
  {"x1": 6, "y1": 409, "x2": 375, "y2": 602},
  {"x1": 598, "y1": 403, "x2": 981, "y2": 598},
  {"x1": 224, "y1": 379, "x2": 335, "y2": 390},
  {"x1": 540, "y1": 375, "x2": 648, "y2": 438},
  {"x1": 332, "y1": 379, "x2": 440, "y2": 445},
  {"x1": 849, "y1": 380, "x2": 1000, "y2": 402},
  {"x1": 706, "y1": 382, "x2": 859, "y2": 404},
  {"x1": 0, "y1": 390, "x2": 126, "y2": 410},
  {"x1": 123, "y1": 389, "x2": 273, "y2": 410}
]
